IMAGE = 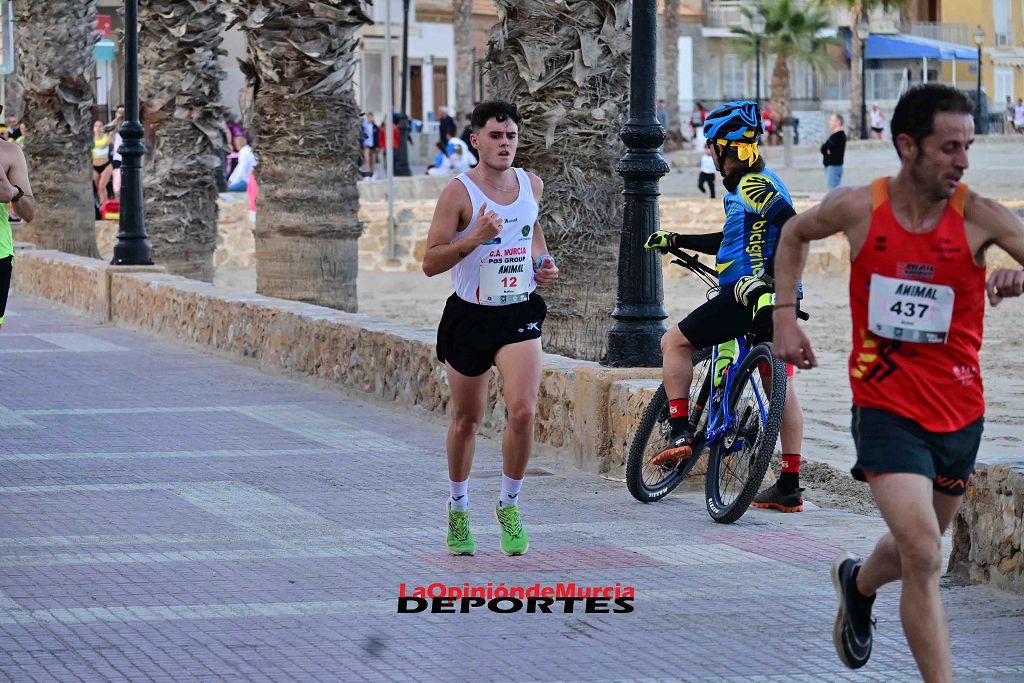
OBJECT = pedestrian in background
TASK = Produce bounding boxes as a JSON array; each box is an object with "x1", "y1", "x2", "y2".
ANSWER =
[
  {"x1": 869, "y1": 104, "x2": 886, "y2": 140},
  {"x1": 438, "y1": 106, "x2": 457, "y2": 144},
  {"x1": 227, "y1": 136, "x2": 256, "y2": 192},
  {"x1": 821, "y1": 113, "x2": 846, "y2": 192},
  {"x1": 697, "y1": 149, "x2": 716, "y2": 199}
]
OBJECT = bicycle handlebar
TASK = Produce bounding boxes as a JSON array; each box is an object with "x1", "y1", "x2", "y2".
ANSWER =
[{"x1": 663, "y1": 245, "x2": 809, "y2": 321}]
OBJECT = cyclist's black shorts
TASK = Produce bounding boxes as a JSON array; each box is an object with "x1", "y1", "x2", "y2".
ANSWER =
[
  {"x1": 0, "y1": 255, "x2": 12, "y2": 327},
  {"x1": 437, "y1": 292, "x2": 546, "y2": 377},
  {"x1": 850, "y1": 406, "x2": 983, "y2": 497},
  {"x1": 677, "y1": 292, "x2": 752, "y2": 349}
]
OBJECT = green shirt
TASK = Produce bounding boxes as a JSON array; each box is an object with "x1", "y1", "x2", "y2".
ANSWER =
[{"x1": 0, "y1": 202, "x2": 10, "y2": 259}]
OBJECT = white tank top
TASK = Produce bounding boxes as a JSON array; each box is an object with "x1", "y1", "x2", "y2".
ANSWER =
[{"x1": 450, "y1": 167, "x2": 540, "y2": 306}]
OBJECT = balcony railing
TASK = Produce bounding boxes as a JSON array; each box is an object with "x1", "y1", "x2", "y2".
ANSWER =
[
  {"x1": 906, "y1": 21, "x2": 970, "y2": 45},
  {"x1": 995, "y1": 30, "x2": 1015, "y2": 47}
]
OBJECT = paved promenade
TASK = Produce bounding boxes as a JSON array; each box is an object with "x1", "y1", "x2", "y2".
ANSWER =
[{"x1": 1, "y1": 297, "x2": 1023, "y2": 682}]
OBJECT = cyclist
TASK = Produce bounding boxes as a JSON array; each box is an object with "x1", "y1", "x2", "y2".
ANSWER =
[{"x1": 644, "y1": 101, "x2": 806, "y2": 512}]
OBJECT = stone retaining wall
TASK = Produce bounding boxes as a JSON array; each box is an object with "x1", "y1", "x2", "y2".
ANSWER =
[{"x1": 949, "y1": 461, "x2": 1024, "y2": 595}]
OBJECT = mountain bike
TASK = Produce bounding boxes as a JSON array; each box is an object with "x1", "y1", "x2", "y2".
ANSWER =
[{"x1": 625, "y1": 247, "x2": 805, "y2": 523}]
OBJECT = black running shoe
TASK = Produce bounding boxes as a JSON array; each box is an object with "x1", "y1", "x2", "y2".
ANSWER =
[
  {"x1": 751, "y1": 483, "x2": 805, "y2": 512},
  {"x1": 650, "y1": 427, "x2": 694, "y2": 468},
  {"x1": 831, "y1": 552, "x2": 876, "y2": 669}
]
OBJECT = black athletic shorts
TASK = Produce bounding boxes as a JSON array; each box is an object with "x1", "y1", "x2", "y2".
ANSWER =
[
  {"x1": 850, "y1": 406, "x2": 984, "y2": 496},
  {"x1": 677, "y1": 292, "x2": 754, "y2": 349},
  {"x1": 0, "y1": 255, "x2": 11, "y2": 327},
  {"x1": 436, "y1": 292, "x2": 546, "y2": 377}
]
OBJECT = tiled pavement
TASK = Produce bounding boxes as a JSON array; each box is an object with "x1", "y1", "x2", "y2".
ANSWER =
[{"x1": 1, "y1": 297, "x2": 1023, "y2": 683}]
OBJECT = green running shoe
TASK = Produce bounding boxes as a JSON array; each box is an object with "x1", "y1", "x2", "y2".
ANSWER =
[
  {"x1": 446, "y1": 502, "x2": 475, "y2": 556},
  {"x1": 495, "y1": 502, "x2": 529, "y2": 556}
]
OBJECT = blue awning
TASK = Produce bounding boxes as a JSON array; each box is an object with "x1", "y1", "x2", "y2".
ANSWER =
[{"x1": 864, "y1": 33, "x2": 978, "y2": 61}]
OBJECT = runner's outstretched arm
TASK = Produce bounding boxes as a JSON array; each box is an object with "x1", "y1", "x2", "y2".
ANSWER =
[
  {"x1": 966, "y1": 191, "x2": 1024, "y2": 305},
  {"x1": 772, "y1": 187, "x2": 863, "y2": 368}
]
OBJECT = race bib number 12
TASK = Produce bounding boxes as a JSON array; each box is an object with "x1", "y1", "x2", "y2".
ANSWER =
[
  {"x1": 479, "y1": 241, "x2": 530, "y2": 305},
  {"x1": 868, "y1": 273, "x2": 954, "y2": 343}
]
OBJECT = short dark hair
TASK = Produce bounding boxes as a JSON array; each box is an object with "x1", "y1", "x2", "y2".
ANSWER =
[
  {"x1": 470, "y1": 100, "x2": 521, "y2": 130},
  {"x1": 890, "y1": 84, "x2": 973, "y2": 158}
]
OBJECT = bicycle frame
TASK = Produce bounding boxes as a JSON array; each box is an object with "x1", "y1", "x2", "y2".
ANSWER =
[{"x1": 702, "y1": 337, "x2": 769, "y2": 447}]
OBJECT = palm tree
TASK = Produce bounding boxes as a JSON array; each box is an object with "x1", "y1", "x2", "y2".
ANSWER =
[
  {"x1": 487, "y1": 0, "x2": 630, "y2": 361},
  {"x1": 662, "y1": 0, "x2": 685, "y2": 149},
  {"x1": 454, "y1": 0, "x2": 475, "y2": 118},
  {"x1": 732, "y1": 0, "x2": 839, "y2": 125},
  {"x1": 12, "y1": 0, "x2": 98, "y2": 257},
  {"x1": 830, "y1": 0, "x2": 906, "y2": 138},
  {"x1": 139, "y1": 0, "x2": 227, "y2": 282},
  {"x1": 234, "y1": 0, "x2": 372, "y2": 311}
]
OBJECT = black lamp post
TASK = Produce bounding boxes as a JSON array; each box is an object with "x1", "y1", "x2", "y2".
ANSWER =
[
  {"x1": 606, "y1": 0, "x2": 669, "y2": 367},
  {"x1": 858, "y1": 18, "x2": 869, "y2": 140},
  {"x1": 111, "y1": 0, "x2": 153, "y2": 266},
  {"x1": 752, "y1": 13, "x2": 766, "y2": 107},
  {"x1": 394, "y1": 0, "x2": 412, "y2": 177},
  {"x1": 974, "y1": 25, "x2": 985, "y2": 129}
]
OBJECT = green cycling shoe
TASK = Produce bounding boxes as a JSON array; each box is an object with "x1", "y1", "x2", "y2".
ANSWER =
[
  {"x1": 495, "y1": 502, "x2": 529, "y2": 556},
  {"x1": 446, "y1": 502, "x2": 476, "y2": 556}
]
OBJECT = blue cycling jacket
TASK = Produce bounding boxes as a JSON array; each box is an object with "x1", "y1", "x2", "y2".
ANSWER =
[{"x1": 716, "y1": 168, "x2": 794, "y2": 285}]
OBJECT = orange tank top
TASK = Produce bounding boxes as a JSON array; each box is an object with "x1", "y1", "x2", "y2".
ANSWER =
[{"x1": 849, "y1": 178, "x2": 986, "y2": 432}]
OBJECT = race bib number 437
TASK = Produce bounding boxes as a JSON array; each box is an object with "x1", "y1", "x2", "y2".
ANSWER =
[{"x1": 868, "y1": 274, "x2": 954, "y2": 343}]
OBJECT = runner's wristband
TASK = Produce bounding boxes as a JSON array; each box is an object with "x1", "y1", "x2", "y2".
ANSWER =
[{"x1": 535, "y1": 254, "x2": 556, "y2": 269}]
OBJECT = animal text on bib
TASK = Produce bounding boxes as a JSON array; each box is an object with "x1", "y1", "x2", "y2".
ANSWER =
[
  {"x1": 868, "y1": 274, "x2": 955, "y2": 343},
  {"x1": 479, "y1": 238, "x2": 530, "y2": 305}
]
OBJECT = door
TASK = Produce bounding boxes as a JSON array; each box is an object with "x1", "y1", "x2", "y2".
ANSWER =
[
  {"x1": 433, "y1": 64, "x2": 448, "y2": 118},
  {"x1": 410, "y1": 65, "x2": 423, "y2": 121}
]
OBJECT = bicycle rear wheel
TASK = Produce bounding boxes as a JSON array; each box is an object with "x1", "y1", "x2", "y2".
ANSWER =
[
  {"x1": 704, "y1": 344, "x2": 787, "y2": 523},
  {"x1": 626, "y1": 348, "x2": 711, "y2": 503}
]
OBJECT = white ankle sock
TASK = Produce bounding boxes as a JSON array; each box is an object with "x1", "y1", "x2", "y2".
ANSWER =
[
  {"x1": 499, "y1": 474, "x2": 523, "y2": 508},
  {"x1": 449, "y1": 478, "x2": 469, "y2": 511}
]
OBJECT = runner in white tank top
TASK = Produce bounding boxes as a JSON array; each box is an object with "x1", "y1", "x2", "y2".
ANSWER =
[
  {"x1": 450, "y1": 166, "x2": 539, "y2": 305},
  {"x1": 422, "y1": 101, "x2": 560, "y2": 557}
]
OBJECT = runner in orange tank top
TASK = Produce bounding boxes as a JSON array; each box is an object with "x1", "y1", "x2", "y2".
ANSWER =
[{"x1": 771, "y1": 85, "x2": 1024, "y2": 681}]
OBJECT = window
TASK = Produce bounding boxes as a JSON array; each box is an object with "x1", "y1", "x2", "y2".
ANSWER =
[
  {"x1": 994, "y1": 0, "x2": 1013, "y2": 46},
  {"x1": 995, "y1": 66, "x2": 1015, "y2": 107},
  {"x1": 723, "y1": 53, "x2": 748, "y2": 99}
]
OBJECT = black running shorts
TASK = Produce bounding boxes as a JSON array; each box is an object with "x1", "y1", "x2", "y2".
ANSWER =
[
  {"x1": 0, "y1": 255, "x2": 11, "y2": 327},
  {"x1": 850, "y1": 406, "x2": 984, "y2": 497},
  {"x1": 436, "y1": 292, "x2": 546, "y2": 377},
  {"x1": 677, "y1": 291, "x2": 752, "y2": 349}
]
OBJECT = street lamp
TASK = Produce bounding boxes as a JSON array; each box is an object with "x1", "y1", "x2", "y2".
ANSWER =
[
  {"x1": 974, "y1": 25, "x2": 985, "y2": 129},
  {"x1": 858, "y1": 18, "x2": 870, "y2": 140},
  {"x1": 111, "y1": 0, "x2": 153, "y2": 266},
  {"x1": 394, "y1": 0, "x2": 412, "y2": 177},
  {"x1": 751, "y1": 13, "x2": 766, "y2": 107},
  {"x1": 606, "y1": 0, "x2": 669, "y2": 367}
]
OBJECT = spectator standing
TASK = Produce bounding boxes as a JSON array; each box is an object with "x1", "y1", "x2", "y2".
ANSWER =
[
  {"x1": 820, "y1": 113, "x2": 847, "y2": 191},
  {"x1": 1015, "y1": 98, "x2": 1024, "y2": 134},
  {"x1": 227, "y1": 136, "x2": 256, "y2": 192},
  {"x1": 1005, "y1": 96, "x2": 1015, "y2": 136},
  {"x1": 869, "y1": 104, "x2": 886, "y2": 140},
  {"x1": 361, "y1": 113, "x2": 378, "y2": 178},
  {"x1": 460, "y1": 114, "x2": 474, "y2": 152},
  {"x1": 697, "y1": 149, "x2": 716, "y2": 199},
  {"x1": 92, "y1": 120, "x2": 114, "y2": 206},
  {"x1": 438, "y1": 106, "x2": 457, "y2": 144},
  {"x1": 690, "y1": 101, "x2": 707, "y2": 143}
]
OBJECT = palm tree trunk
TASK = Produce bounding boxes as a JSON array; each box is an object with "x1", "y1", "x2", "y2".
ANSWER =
[
  {"x1": 850, "y1": 1, "x2": 865, "y2": 139},
  {"x1": 770, "y1": 52, "x2": 791, "y2": 124},
  {"x1": 12, "y1": 0, "x2": 98, "y2": 257},
  {"x1": 453, "y1": 0, "x2": 476, "y2": 119},
  {"x1": 488, "y1": 0, "x2": 630, "y2": 361},
  {"x1": 662, "y1": 0, "x2": 684, "y2": 149},
  {"x1": 236, "y1": 1, "x2": 372, "y2": 311},
  {"x1": 139, "y1": 0, "x2": 226, "y2": 282}
]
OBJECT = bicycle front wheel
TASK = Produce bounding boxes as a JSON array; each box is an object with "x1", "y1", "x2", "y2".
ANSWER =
[
  {"x1": 704, "y1": 343, "x2": 787, "y2": 523},
  {"x1": 625, "y1": 348, "x2": 711, "y2": 503}
]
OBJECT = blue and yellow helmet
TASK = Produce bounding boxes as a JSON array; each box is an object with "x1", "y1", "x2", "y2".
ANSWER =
[{"x1": 703, "y1": 101, "x2": 763, "y2": 142}]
